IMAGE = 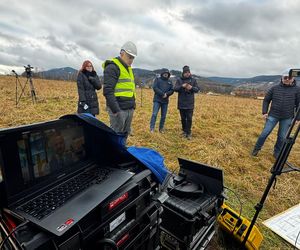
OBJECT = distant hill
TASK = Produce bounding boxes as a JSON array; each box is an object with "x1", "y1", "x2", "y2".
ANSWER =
[
  {"x1": 34, "y1": 67, "x2": 78, "y2": 81},
  {"x1": 208, "y1": 77, "x2": 248, "y2": 85},
  {"x1": 208, "y1": 75, "x2": 280, "y2": 86},
  {"x1": 29, "y1": 67, "x2": 284, "y2": 96}
]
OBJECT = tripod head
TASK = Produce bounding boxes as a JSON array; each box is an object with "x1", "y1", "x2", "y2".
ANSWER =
[
  {"x1": 24, "y1": 64, "x2": 33, "y2": 78},
  {"x1": 11, "y1": 70, "x2": 19, "y2": 77}
]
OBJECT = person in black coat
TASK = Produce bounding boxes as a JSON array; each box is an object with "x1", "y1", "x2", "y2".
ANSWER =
[
  {"x1": 252, "y1": 70, "x2": 300, "y2": 158},
  {"x1": 174, "y1": 65, "x2": 200, "y2": 139},
  {"x1": 149, "y1": 69, "x2": 174, "y2": 133},
  {"x1": 77, "y1": 60, "x2": 102, "y2": 116}
]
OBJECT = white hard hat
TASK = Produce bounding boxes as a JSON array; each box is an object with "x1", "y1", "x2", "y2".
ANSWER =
[
  {"x1": 121, "y1": 41, "x2": 137, "y2": 57},
  {"x1": 282, "y1": 69, "x2": 290, "y2": 77}
]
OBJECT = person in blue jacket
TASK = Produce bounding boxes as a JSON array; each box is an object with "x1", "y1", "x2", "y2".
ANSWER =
[{"x1": 150, "y1": 69, "x2": 174, "y2": 133}]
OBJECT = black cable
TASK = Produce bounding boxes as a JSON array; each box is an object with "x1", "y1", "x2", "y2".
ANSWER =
[
  {"x1": 295, "y1": 228, "x2": 300, "y2": 250},
  {"x1": 224, "y1": 186, "x2": 243, "y2": 219},
  {"x1": 161, "y1": 169, "x2": 177, "y2": 192},
  {"x1": 0, "y1": 220, "x2": 29, "y2": 250},
  {"x1": 223, "y1": 186, "x2": 243, "y2": 235}
]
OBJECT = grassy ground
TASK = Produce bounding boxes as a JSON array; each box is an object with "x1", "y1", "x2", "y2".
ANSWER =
[{"x1": 0, "y1": 76, "x2": 299, "y2": 249}]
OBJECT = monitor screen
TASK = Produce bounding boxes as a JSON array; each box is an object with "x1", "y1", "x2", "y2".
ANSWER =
[
  {"x1": 17, "y1": 125, "x2": 86, "y2": 185},
  {"x1": 0, "y1": 119, "x2": 89, "y2": 206}
]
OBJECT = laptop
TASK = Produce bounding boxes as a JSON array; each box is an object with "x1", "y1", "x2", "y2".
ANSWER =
[{"x1": 0, "y1": 119, "x2": 134, "y2": 236}]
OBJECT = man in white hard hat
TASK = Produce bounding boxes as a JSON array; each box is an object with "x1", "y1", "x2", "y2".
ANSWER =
[
  {"x1": 102, "y1": 41, "x2": 137, "y2": 136},
  {"x1": 251, "y1": 69, "x2": 300, "y2": 158}
]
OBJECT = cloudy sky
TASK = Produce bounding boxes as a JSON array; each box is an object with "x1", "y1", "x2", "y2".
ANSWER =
[{"x1": 0, "y1": 0, "x2": 299, "y2": 77}]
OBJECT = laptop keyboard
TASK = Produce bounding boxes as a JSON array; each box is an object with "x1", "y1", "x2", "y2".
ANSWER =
[{"x1": 17, "y1": 167, "x2": 112, "y2": 220}]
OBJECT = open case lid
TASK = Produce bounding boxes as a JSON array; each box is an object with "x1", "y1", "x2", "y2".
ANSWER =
[{"x1": 177, "y1": 158, "x2": 224, "y2": 197}]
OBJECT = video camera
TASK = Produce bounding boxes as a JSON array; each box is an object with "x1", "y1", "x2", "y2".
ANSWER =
[
  {"x1": 24, "y1": 64, "x2": 34, "y2": 78},
  {"x1": 289, "y1": 69, "x2": 300, "y2": 77}
]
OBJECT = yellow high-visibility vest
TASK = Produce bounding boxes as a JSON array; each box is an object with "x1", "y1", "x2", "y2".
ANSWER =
[{"x1": 103, "y1": 58, "x2": 135, "y2": 98}]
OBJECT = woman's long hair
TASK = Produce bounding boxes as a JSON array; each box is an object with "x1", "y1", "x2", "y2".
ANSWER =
[{"x1": 80, "y1": 60, "x2": 95, "y2": 72}]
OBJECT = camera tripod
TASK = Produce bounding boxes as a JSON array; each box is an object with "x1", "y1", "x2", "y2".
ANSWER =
[
  {"x1": 241, "y1": 101, "x2": 300, "y2": 247},
  {"x1": 12, "y1": 70, "x2": 37, "y2": 106}
]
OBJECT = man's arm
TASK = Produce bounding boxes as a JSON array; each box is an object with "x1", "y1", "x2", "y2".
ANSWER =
[
  {"x1": 262, "y1": 88, "x2": 273, "y2": 115},
  {"x1": 166, "y1": 82, "x2": 174, "y2": 96},
  {"x1": 103, "y1": 63, "x2": 121, "y2": 113},
  {"x1": 153, "y1": 78, "x2": 164, "y2": 96},
  {"x1": 174, "y1": 79, "x2": 185, "y2": 92},
  {"x1": 190, "y1": 79, "x2": 200, "y2": 93}
]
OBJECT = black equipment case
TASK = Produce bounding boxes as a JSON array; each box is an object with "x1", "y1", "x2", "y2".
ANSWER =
[
  {"x1": 0, "y1": 115, "x2": 224, "y2": 250},
  {"x1": 160, "y1": 158, "x2": 224, "y2": 250},
  {"x1": 0, "y1": 169, "x2": 161, "y2": 250}
]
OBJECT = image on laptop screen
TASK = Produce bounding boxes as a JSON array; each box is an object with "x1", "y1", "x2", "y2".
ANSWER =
[
  {"x1": 30, "y1": 132, "x2": 49, "y2": 178},
  {"x1": 44, "y1": 126, "x2": 86, "y2": 174},
  {"x1": 17, "y1": 136, "x2": 31, "y2": 184},
  {"x1": 16, "y1": 124, "x2": 87, "y2": 185}
]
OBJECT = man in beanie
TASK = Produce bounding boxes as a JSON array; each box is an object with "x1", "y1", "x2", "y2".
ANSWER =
[
  {"x1": 251, "y1": 69, "x2": 300, "y2": 158},
  {"x1": 174, "y1": 65, "x2": 200, "y2": 139},
  {"x1": 150, "y1": 69, "x2": 174, "y2": 133}
]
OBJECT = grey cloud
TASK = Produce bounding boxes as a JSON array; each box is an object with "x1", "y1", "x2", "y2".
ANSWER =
[
  {"x1": 0, "y1": 32, "x2": 23, "y2": 44},
  {"x1": 1, "y1": 0, "x2": 299, "y2": 77},
  {"x1": 44, "y1": 36, "x2": 65, "y2": 50},
  {"x1": 43, "y1": 35, "x2": 81, "y2": 55},
  {"x1": 182, "y1": 1, "x2": 300, "y2": 41}
]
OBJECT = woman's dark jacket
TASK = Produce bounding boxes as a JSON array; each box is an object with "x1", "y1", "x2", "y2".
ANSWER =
[
  {"x1": 152, "y1": 76, "x2": 174, "y2": 104},
  {"x1": 174, "y1": 76, "x2": 200, "y2": 109},
  {"x1": 263, "y1": 80, "x2": 300, "y2": 120},
  {"x1": 77, "y1": 70, "x2": 102, "y2": 115}
]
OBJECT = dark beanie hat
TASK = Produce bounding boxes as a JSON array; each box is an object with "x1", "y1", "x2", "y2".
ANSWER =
[{"x1": 183, "y1": 65, "x2": 190, "y2": 73}]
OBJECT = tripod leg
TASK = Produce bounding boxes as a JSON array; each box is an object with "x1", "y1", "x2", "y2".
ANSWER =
[
  {"x1": 31, "y1": 90, "x2": 37, "y2": 103},
  {"x1": 15, "y1": 78, "x2": 18, "y2": 106},
  {"x1": 16, "y1": 78, "x2": 28, "y2": 106},
  {"x1": 29, "y1": 78, "x2": 37, "y2": 103}
]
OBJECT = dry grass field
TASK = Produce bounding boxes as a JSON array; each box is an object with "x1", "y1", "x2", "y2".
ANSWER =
[{"x1": 0, "y1": 76, "x2": 299, "y2": 249}]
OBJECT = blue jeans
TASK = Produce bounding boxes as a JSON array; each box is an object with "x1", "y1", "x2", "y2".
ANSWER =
[
  {"x1": 254, "y1": 116, "x2": 292, "y2": 155},
  {"x1": 150, "y1": 102, "x2": 168, "y2": 131}
]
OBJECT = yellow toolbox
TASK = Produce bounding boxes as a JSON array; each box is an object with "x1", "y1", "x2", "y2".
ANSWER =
[{"x1": 217, "y1": 203, "x2": 263, "y2": 250}]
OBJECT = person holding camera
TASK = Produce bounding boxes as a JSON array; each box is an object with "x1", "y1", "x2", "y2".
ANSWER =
[
  {"x1": 251, "y1": 70, "x2": 300, "y2": 158},
  {"x1": 174, "y1": 65, "x2": 200, "y2": 140},
  {"x1": 77, "y1": 60, "x2": 102, "y2": 116}
]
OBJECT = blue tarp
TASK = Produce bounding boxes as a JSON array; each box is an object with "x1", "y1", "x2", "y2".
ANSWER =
[{"x1": 127, "y1": 147, "x2": 168, "y2": 184}]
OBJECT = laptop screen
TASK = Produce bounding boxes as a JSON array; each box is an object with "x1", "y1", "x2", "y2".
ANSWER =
[
  {"x1": 0, "y1": 120, "x2": 89, "y2": 205},
  {"x1": 17, "y1": 125, "x2": 86, "y2": 184}
]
